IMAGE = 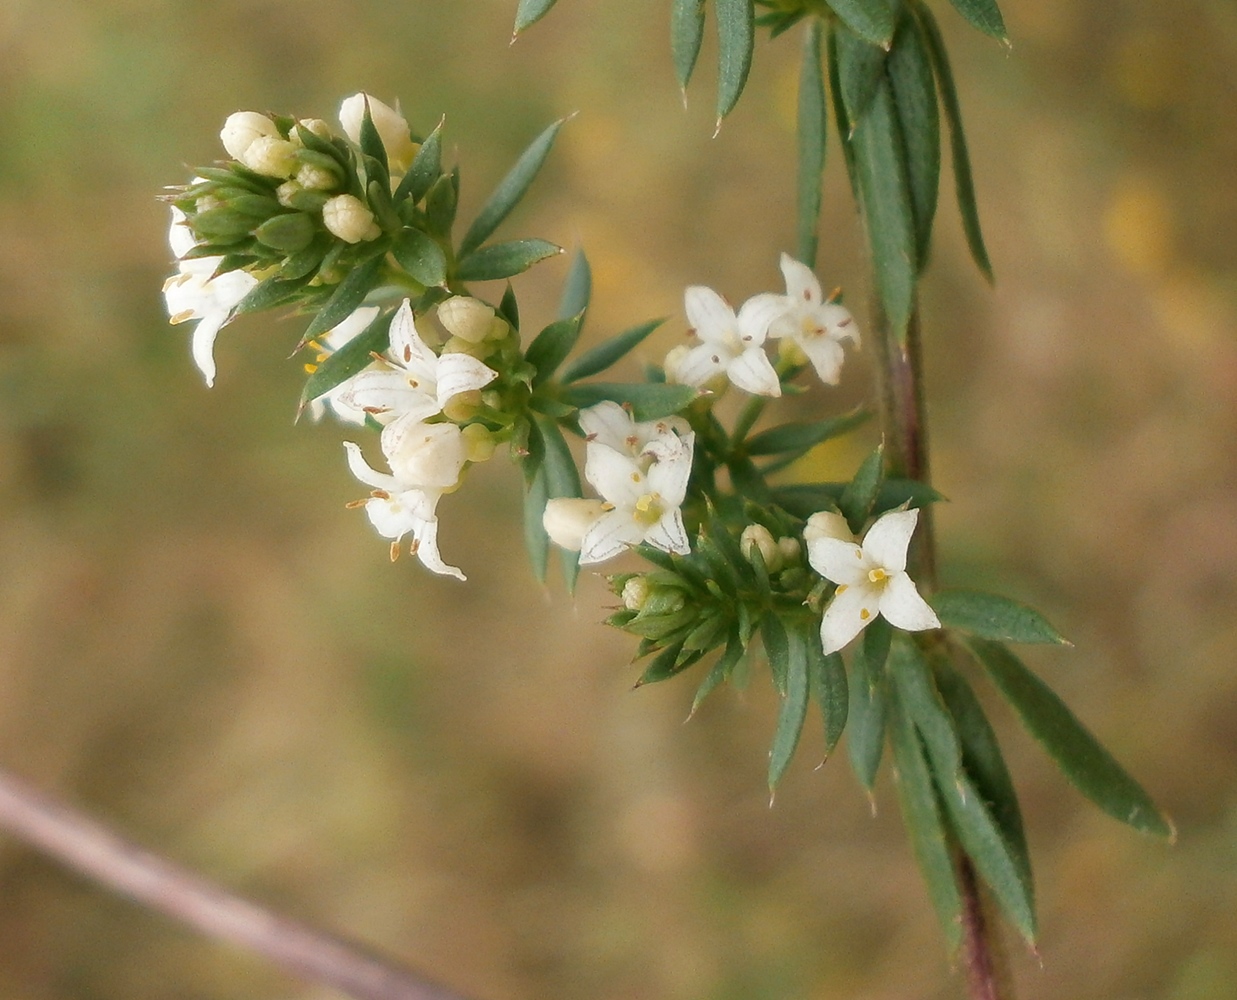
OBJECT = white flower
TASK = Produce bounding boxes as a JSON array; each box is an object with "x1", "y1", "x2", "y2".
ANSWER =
[
  {"x1": 576, "y1": 430, "x2": 695, "y2": 564},
  {"x1": 322, "y1": 193, "x2": 381, "y2": 243},
  {"x1": 805, "y1": 508, "x2": 940, "y2": 654},
  {"x1": 220, "y1": 111, "x2": 280, "y2": 161},
  {"x1": 669, "y1": 286, "x2": 782, "y2": 397},
  {"x1": 759, "y1": 253, "x2": 859, "y2": 386},
  {"x1": 339, "y1": 93, "x2": 418, "y2": 172},
  {"x1": 339, "y1": 300, "x2": 497, "y2": 454},
  {"x1": 343, "y1": 442, "x2": 464, "y2": 580},
  {"x1": 306, "y1": 306, "x2": 382, "y2": 424},
  {"x1": 542, "y1": 497, "x2": 609, "y2": 551},
  {"x1": 162, "y1": 207, "x2": 258, "y2": 387},
  {"x1": 577, "y1": 400, "x2": 690, "y2": 459},
  {"x1": 384, "y1": 420, "x2": 468, "y2": 491}
]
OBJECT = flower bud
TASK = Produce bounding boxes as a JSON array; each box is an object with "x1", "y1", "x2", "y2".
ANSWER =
[
  {"x1": 296, "y1": 162, "x2": 338, "y2": 191},
  {"x1": 240, "y1": 135, "x2": 299, "y2": 178},
  {"x1": 386, "y1": 422, "x2": 466, "y2": 490},
  {"x1": 741, "y1": 524, "x2": 782, "y2": 572},
  {"x1": 543, "y1": 498, "x2": 607, "y2": 551},
  {"x1": 442, "y1": 336, "x2": 491, "y2": 360},
  {"x1": 461, "y1": 422, "x2": 497, "y2": 463},
  {"x1": 777, "y1": 536, "x2": 802, "y2": 565},
  {"x1": 777, "y1": 337, "x2": 809, "y2": 368},
  {"x1": 339, "y1": 93, "x2": 418, "y2": 170},
  {"x1": 438, "y1": 296, "x2": 497, "y2": 344},
  {"x1": 445, "y1": 391, "x2": 484, "y2": 425},
  {"x1": 622, "y1": 576, "x2": 651, "y2": 611},
  {"x1": 322, "y1": 194, "x2": 381, "y2": 243},
  {"x1": 220, "y1": 111, "x2": 280, "y2": 161},
  {"x1": 294, "y1": 118, "x2": 333, "y2": 142}
]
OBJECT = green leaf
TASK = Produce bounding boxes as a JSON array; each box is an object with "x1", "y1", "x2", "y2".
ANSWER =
[
  {"x1": 424, "y1": 171, "x2": 459, "y2": 238},
  {"x1": 944, "y1": 0, "x2": 1007, "y2": 41},
  {"x1": 930, "y1": 651, "x2": 1029, "y2": 883},
  {"x1": 888, "y1": 699, "x2": 964, "y2": 950},
  {"x1": 769, "y1": 625, "x2": 811, "y2": 790},
  {"x1": 559, "y1": 318, "x2": 664, "y2": 384},
  {"x1": 234, "y1": 271, "x2": 311, "y2": 316},
  {"x1": 691, "y1": 631, "x2": 746, "y2": 716},
  {"x1": 534, "y1": 412, "x2": 583, "y2": 592},
  {"x1": 514, "y1": 0, "x2": 559, "y2": 34},
  {"x1": 394, "y1": 117, "x2": 444, "y2": 204},
  {"x1": 459, "y1": 118, "x2": 566, "y2": 257},
  {"x1": 887, "y1": 12, "x2": 940, "y2": 271},
  {"x1": 300, "y1": 308, "x2": 391, "y2": 404},
  {"x1": 671, "y1": 0, "x2": 708, "y2": 91},
  {"x1": 839, "y1": 442, "x2": 884, "y2": 531},
  {"x1": 560, "y1": 382, "x2": 699, "y2": 421},
  {"x1": 558, "y1": 248, "x2": 592, "y2": 321},
  {"x1": 714, "y1": 0, "x2": 755, "y2": 124},
  {"x1": 498, "y1": 283, "x2": 520, "y2": 331},
  {"x1": 254, "y1": 213, "x2": 315, "y2": 253},
  {"x1": 888, "y1": 637, "x2": 963, "y2": 784},
  {"x1": 847, "y1": 618, "x2": 891, "y2": 792},
  {"x1": 913, "y1": 0, "x2": 993, "y2": 281},
  {"x1": 968, "y1": 639, "x2": 1172, "y2": 839},
  {"x1": 826, "y1": 27, "x2": 859, "y2": 196},
  {"x1": 761, "y1": 612, "x2": 790, "y2": 696},
  {"x1": 825, "y1": 0, "x2": 896, "y2": 47},
  {"x1": 797, "y1": 18, "x2": 827, "y2": 268},
  {"x1": 834, "y1": 25, "x2": 888, "y2": 127},
  {"x1": 852, "y1": 76, "x2": 917, "y2": 337},
  {"x1": 523, "y1": 464, "x2": 550, "y2": 582},
  {"x1": 456, "y1": 238, "x2": 561, "y2": 282},
  {"x1": 526, "y1": 316, "x2": 583, "y2": 387},
  {"x1": 299, "y1": 256, "x2": 384, "y2": 344},
  {"x1": 808, "y1": 640, "x2": 848, "y2": 757},
  {"x1": 357, "y1": 100, "x2": 391, "y2": 190},
  {"x1": 932, "y1": 590, "x2": 1068, "y2": 645},
  {"x1": 391, "y1": 228, "x2": 447, "y2": 288},
  {"x1": 746, "y1": 407, "x2": 870, "y2": 458},
  {"x1": 638, "y1": 640, "x2": 701, "y2": 686}
]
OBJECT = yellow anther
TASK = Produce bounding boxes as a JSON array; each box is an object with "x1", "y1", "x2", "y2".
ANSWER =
[
  {"x1": 859, "y1": 608, "x2": 871, "y2": 620},
  {"x1": 868, "y1": 568, "x2": 888, "y2": 584},
  {"x1": 303, "y1": 363, "x2": 318, "y2": 374},
  {"x1": 632, "y1": 492, "x2": 664, "y2": 528}
]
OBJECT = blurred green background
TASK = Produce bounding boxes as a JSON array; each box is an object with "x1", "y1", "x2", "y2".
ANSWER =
[{"x1": 1, "y1": 1, "x2": 1234, "y2": 998}]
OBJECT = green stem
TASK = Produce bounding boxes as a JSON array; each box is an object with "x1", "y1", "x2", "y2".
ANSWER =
[{"x1": 869, "y1": 300, "x2": 1011, "y2": 1000}]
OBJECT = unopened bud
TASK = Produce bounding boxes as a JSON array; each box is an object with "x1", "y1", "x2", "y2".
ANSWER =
[
  {"x1": 240, "y1": 135, "x2": 299, "y2": 178},
  {"x1": 220, "y1": 111, "x2": 280, "y2": 161},
  {"x1": 296, "y1": 162, "x2": 338, "y2": 191},
  {"x1": 322, "y1": 194, "x2": 381, "y2": 243},
  {"x1": 741, "y1": 524, "x2": 781, "y2": 572},
  {"x1": 444, "y1": 390, "x2": 484, "y2": 424},
  {"x1": 461, "y1": 421, "x2": 497, "y2": 463},
  {"x1": 442, "y1": 335, "x2": 490, "y2": 360},
  {"x1": 622, "y1": 576, "x2": 652, "y2": 611},
  {"x1": 339, "y1": 93, "x2": 418, "y2": 170},
  {"x1": 663, "y1": 345, "x2": 690, "y2": 383},
  {"x1": 543, "y1": 498, "x2": 607, "y2": 551},
  {"x1": 437, "y1": 296, "x2": 497, "y2": 344},
  {"x1": 777, "y1": 536, "x2": 801, "y2": 565},
  {"x1": 294, "y1": 118, "x2": 333, "y2": 142},
  {"x1": 777, "y1": 337, "x2": 808, "y2": 368}
]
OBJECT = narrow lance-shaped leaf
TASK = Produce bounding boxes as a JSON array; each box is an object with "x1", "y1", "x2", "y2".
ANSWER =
[
  {"x1": 746, "y1": 407, "x2": 870, "y2": 457},
  {"x1": 559, "y1": 318, "x2": 664, "y2": 384},
  {"x1": 826, "y1": 26, "x2": 859, "y2": 195},
  {"x1": 888, "y1": 637, "x2": 963, "y2": 785},
  {"x1": 498, "y1": 283, "x2": 520, "y2": 331},
  {"x1": 797, "y1": 18, "x2": 827, "y2": 268},
  {"x1": 714, "y1": 0, "x2": 755, "y2": 126},
  {"x1": 852, "y1": 75, "x2": 917, "y2": 338},
  {"x1": 459, "y1": 118, "x2": 567, "y2": 257},
  {"x1": 526, "y1": 315, "x2": 583, "y2": 387},
  {"x1": 392, "y1": 228, "x2": 447, "y2": 288},
  {"x1": 513, "y1": 0, "x2": 559, "y2": 35},
  {"x1": 944, "y1": 0, "x2": 1007, "y2": 41},
  {"x1": 691, "y1": 631, "x2": 746, "y2": 717},
  {"x1": 558, "y1": 248, "x2": 591, "y2": 321},
  {"x1": 357, "y1": 100, "x2": 391, "y2": 192},
  {"x1": 299, "y1": 309, "x2": 392, "y2": 406},
  {"x1": 394, "y1": 116, "x2": 444, "y2": 205},
  {"x1": 847, "y1": 617, "x2": 891, "y2": 792},
  {"x1": 457, "y1": 239, "x2": 561, "y2": 282},
  {"x1": 968, "y1": 639, "x2": 1173, "y2": 839},
  {"x1": 523, "y1": 463, "x2": 550, "y2": 582},
  {"x1": 839, "y1": 442, "x2": 884, "y2": 531},
  {"x1": 825, "y1": 0, "x2": 896, "y2": 47},
  {"x1": 769, "y1": 625, "x2": 812, "y2": 790},
  {"x1": 761, "y1": 612, "x2": 791, "y2": 695},
  {"x1": 771, "y1": 477, "x2": 943, "y2": 520},
  {"x1": 932, "y1": 589, "x2": 1069, "y2": 645},
  {"x1": 533, "y1": 413, "x2": 583, "y2": 592},
  {"x1": 671, "y1": 0, "x2": 707, "y2": 92},
  {"x1": 560, "y1": 382, "x2": 699, "y2": 421},
  {"x1": 887, "y1": 12, "x2": 941, "y2": 272},
  {"x1": 834, "y1": 25, "x2": 888, "y2": 128},
  {"x1": 298, "y1": 255, "x2": 384, "y2": 345},
  {"x1": 808, "y1": 638, "x2": 848, "y2": 757},
  {"x1": 913, "y1": 0, "x2": 993, "y2": 281},
  {"x1": 888, "y1": 698, "x2": 964, "y2": 950}
]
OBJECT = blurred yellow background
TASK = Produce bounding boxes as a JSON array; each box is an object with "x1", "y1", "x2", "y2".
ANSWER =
[{"x1": 1, "y1": 1, "x2": 1234, "y2": 998}]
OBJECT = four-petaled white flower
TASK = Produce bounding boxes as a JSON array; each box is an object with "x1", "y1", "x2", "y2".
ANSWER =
[
  {"x1": 668, "y1": 286, "x2": 783, "y2": 397},
  {"x1": 576, "y1": 426, "x2": 695, "y2": 564},
  {"x1": 163, "y1": 207, "x2": 258, "y2": 387},
  {"x1": 306, "y1": 306, "x2": 381, "y2": 425},
  {"x1": 758, "y1": 253, "x2": 860, "y2": 386},
  {"x1": 577, "y1": 400, "x2": 690, "y2": 460},
  {"x1": 344, "y1": 442, "x2": 464, "y2": 580},
  {"x1": 339, "y1": 299, "x2": 497, "y2": 456},
  {"x1": 806, "y1": 508, "x2": 940, "y2": 654}
]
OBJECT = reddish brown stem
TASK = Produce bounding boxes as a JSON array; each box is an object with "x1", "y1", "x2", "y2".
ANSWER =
[{"x1": 0, "y1": 768, "x2": 471, "y2": 1000}]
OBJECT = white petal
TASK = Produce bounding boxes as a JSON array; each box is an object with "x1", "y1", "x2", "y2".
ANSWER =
[
  {"x1": 387, "y1": 301, "x2": 438, "y2": 378},
  {"x1": 322, "y1": 305, "x2": 380, "y2": 349},
  {"x1": 819, "y1": 302, "x2": 860, "y2": 345},
  {"x1": 800, "y1": 335, "x2": 846, "y2": 385},
  {"x1": 820, "y1": 583, "x2": 880, "y2": 654},
  {"x1": 735, "y1": 293, "x2": 786, "y2": 346},
  {"x1": 670, "y1": 341, "x2": 730, "y2": 388},
  {"x1": 578, "y1": 401, "x2": 636, "y2": 453},
  {"x1": 726, "y1": 347, "x2": 782, "y2": 397},
  {"x1": 434, "y1": 352, "x2": 497, "y2": 405},
  {"x1": 364, "y1": 496, "x2": 423, "y2": 539},
  {"x1": 644, "y1": 510, "x2": 691, "y2": 555},
  {"x1": 543, "y1": 498, "x2": 607, "y2": 551},
  {"x1": 343, "y1": 369, "x2": 440, "y2": 423},
  {"x1": 879, "y1": 573, "x2": 941, "y2": 632},
  {"x1": 343, "y1": 441, "x2": 399, "y2": 491},
  {"x1": 584, "y1": 442, "x2": 646, "y2": 507},
  {"x1": 804, "y1": 510, "x2": 854, "y2": 546},
  {"x1": 411, "y1": 517, "x2": 466, "y2": 581},
  {"x1": 863, "y1": 508, "x2": 919, "y2": 575},
  {"x1": 579, "y1": 508, "x2": 645, "y2": 564},
  {"x1": 807, "y1": 536, "x2": 869, "y2": 587},
  {"x1": 779, "y1": 253, "x2": 823, "y2": 305},
  {"x1": 646, "y1": 433, "x2": 694, "y2": 507},
  {"x1": 168, "y1": 207, "x2": 198, "y2": 260},
  {"x1": 190, "y1": 310, "x2": 225, "y2": 387},
  {"x1": 684, "y1": 285, "x2": 736, "y2": 342}
]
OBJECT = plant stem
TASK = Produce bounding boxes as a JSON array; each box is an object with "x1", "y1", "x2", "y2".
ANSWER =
[
  {"x1": 0, "y1": 768, "x2": 471, "y2": 1000},
  {"x1": 869, "y1": 300, "x2": 1011, "y2": 1000}
]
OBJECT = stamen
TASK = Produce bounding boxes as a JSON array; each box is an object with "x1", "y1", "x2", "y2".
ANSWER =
[
  {"x1": 403, "y1": 345, "x2": 413, "y2": 363},
  {"x1": 168, "y1": 310, "x2": 195, "y2": 325},
  {"x1": 827, "y1": 286, "x2": 843, "y2": 303},
  {"x1": 868, "y1": 568, "x2": 888, "y2": 584},
  {"x1": 859, "y1": 608, "x2": 871, "y2": 620},
  {"x1": 389, "y1": 541, "x2": 401, "y2": 562},
  {"x1": 371, "y1": 489, "x2": 391, "y2": 500},
  {"x1": 836, "y1": 584, "x2": 848, "y2": 594},
  {"x1": 345, "y1": 499, "x2": 369, "y2": 509},
  {"x1": 303, "y1": 363, "x2": 318, "y2": 374}
]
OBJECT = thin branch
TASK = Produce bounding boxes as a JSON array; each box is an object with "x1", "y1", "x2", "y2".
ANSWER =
[{"x1": 0, "y1": 768, "x2": 472, "y2": 1000}]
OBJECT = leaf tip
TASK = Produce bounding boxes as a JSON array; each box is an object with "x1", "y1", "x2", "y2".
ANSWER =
[{"x1": 712, "y1": 117, "x2": 723, "y2": 139}]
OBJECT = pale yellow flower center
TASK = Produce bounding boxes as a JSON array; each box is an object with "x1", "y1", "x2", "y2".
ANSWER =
[
  {"x1": 868, "y1": 567, "x2": 889, "y2": 585},
  {"x1": 633, "y1": 492, "x2": 664, "y2": 527}
]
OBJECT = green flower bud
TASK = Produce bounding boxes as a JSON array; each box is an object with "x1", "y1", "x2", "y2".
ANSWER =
[
  {"x1": 255, "y1": 212, "x2": 315, "y2": 253},
  {"x1": 461, "y1": 421, "x2": 497, "y2": 463}
]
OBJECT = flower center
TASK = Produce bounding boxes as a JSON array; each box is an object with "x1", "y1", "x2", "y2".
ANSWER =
[
  {"x1": 632, "y1": 492, "x2": 664, "y2": 527},
  {"x1": 867, "y1": 567, "x2": 889, "y2": 585}
]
